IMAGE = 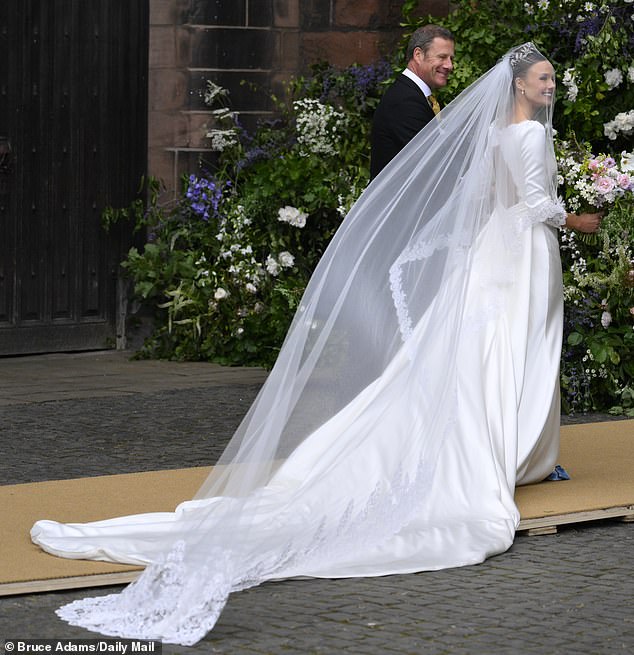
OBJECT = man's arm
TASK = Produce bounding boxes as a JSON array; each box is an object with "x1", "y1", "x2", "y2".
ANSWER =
[{"x1": 388, "y1": 91, "x2": 434, "y2": 149}]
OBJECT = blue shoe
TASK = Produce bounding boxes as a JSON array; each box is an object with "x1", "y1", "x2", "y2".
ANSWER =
[{"x1": 545, "y1": 464, "x2": 570, "y2": 481}]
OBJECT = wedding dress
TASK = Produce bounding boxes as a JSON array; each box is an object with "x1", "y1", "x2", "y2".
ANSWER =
[{"x1": 31, "y1": 44, "x2": 566, "y2": 645}]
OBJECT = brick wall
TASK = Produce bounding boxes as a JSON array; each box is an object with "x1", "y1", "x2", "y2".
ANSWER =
[{"x1": 148, "y1": 0, "x2": 449, "y2": 197}]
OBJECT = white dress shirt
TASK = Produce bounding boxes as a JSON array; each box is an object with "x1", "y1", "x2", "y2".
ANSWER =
[{"x1": 402, "y1": 68, "x2": 432, "y2": 99}]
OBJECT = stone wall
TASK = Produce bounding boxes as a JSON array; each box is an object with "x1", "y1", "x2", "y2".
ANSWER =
[{"x1": 148, "y1": 0, "x2": 449, "y2": 197}]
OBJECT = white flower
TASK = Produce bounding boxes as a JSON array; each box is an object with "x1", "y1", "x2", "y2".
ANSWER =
[
  {"x1": 278, "y1": 251, "x2": 295, "y2": 268},
  {"x1": 197, "y1": 269, "x2": 210, "y2": 287},
  {"x1": 211, "y1": 108, "x2": 237, "y2": 120},
  {"x1": 601, "y1": 311, "x2": 612, "y2": 328},
  {"x1": 562, "y1": 68, "x2": 578, "y2": 102},
  {"x1": 293, "y1": 98, "x2": 348, "y2": 157},
  {"x1": 628, "y1": 66, "x2": 634, "y2": 83},
  {"x1": 604, "y1": 110, "x2": 634, "y2": 140},
  {"x1": 265, "y1": 255, "x2": 280, "y2": 276},
  {"x1": 621, "y1": 151, "x2": 634, "y2": 172},
  {"x1": 214, "y1": 287, "x2": 229, "y2": 300},
  {"x1": 537, "y1": 0, "x2": 549, "y2": 9},
  {"x1": 206, "y1": 128, "x2": 238, "y2": 152},
  {"x1": 245, "y1": 282, "x2": 258, "y2": 294},
  {"x1": 604, "y1": 68, "x2": 623, "y2": 90},
  {"x1": 277, "y1": 205, "x2": 308, "y2": 228},
  {"x1": 203, "y1": 81, "x2": 228, "y2": 106}
]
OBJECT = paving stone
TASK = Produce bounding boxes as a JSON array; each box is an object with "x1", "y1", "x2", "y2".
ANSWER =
[{"x1": 0, "y1": 352, "x2": 632, "y2": 653}]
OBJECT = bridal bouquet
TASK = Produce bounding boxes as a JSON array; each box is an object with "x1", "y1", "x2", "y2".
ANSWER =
[
  {"x1": 557, "y1": 142, "x2": 634, "y2": 214},
  {"x1": 556, "y1": 141, "x2": 634, "y2": 415}
]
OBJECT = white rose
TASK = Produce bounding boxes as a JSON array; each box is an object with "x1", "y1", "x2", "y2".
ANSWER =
[
  {"x1": 214, "y1": 287, "x2": 229, "y2": 300},
  {"x1": 266, "y1": 255, "x2": 280, "y2": 276},
  {"x1": 278, "y1": 251, "x2": 295, "y2": 268},
  {"x1": 604, "y1": 68, "x2": 623, "y2": 90},
  {"x1": 601, "y1": 311, "x2": 612, "y2": 328},
  {"x1": 277, "y1": 205, "x2": 307, "y2": 228},
  {"x1": 245, "y1": 283, "x2": 258, "y2": 294}
]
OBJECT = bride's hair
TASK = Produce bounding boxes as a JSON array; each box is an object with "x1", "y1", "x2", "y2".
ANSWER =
[{"x1": 508, "y1": 44, "x2": 549, "y2": 93}]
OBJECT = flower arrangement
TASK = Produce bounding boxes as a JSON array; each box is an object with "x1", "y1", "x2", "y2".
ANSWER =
[
  {"x1": 555, "y1": 141, "x2": 634, "y2": 414},
  {"x1": 557, "y1": 143, "x2": 634, "y2": 213},
  {"x1": 108, "y1": 62, "x2": 391, "y2": 366},
  {"x1": 403, "y1": 0, "x2": 633, "y2": 414},
  {"x1": 559, "y1": 221, "x2": 634, "y2": 415},
  {"x1": 293, "y1": 99, "x2": 349, "y2": 157},
  {"x1": 402, "y1": 0, "x2": 634, "y2": 153},
  {"x1": 107, "y1": 2, "x2": 632, "y2": 414}
]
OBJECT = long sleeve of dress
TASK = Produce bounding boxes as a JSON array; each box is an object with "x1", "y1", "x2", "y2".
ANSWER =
[{"x1": 517, "y1": 121, "x2": 566, "y2": 228}]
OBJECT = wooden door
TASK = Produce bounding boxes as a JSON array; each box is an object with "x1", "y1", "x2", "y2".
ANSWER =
[{"x1": 0, "y1": 0, "x2": 148, "y2": 355}]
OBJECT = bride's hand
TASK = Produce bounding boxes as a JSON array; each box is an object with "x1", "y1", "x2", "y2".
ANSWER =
[{"x1": 565, "y1": 212, "x2": 603, "y2": 233}]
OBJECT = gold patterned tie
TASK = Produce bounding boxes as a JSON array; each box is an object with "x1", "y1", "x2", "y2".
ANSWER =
[{"x1": 428, "y1": 94, "x2": 441, "y2": 115}]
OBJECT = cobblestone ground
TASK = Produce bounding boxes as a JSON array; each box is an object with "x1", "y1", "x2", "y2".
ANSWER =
[{"x1": 1, "y1": 383, "x2": 633, "y2": 654}]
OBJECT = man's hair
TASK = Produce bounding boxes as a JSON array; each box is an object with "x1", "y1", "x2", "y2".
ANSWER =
[{"x1": 406, "y1": 25, "x2": 454, "y2": 61}]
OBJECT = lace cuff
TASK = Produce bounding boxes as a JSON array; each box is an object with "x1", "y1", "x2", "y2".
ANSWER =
[
  {"x1": 542, "y1": 198, "x2": 567, "y2": 227},
  {"x1": 508, "y1": 198, "x2": 566, "y2": 233}
]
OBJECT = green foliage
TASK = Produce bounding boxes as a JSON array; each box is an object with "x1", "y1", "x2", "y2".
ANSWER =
[
  {"x1": 108, "y1": 63, "x2": 391, "y2": 367},
  {"x1": 559, "y1": 201, "x2": 634, "y2": 415},
  {"x1": 405, "y1": 0, "x2": 634, "y2": 152},
  {"x1": 108, "y1": 2, "x2": 633, "y2": 415},
  {"x1": 400, "y1": 0, "x2": 634, "y2": 414}
]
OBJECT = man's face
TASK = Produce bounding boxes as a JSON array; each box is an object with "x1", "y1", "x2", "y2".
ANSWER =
[{"x1": 411, "y1": 38, "x2": 455, "y2": 90}]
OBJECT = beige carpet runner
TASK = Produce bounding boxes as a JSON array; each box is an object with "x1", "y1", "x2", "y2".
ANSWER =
[{"x1": 1, "y1": 420, "x2": 632, "y2": 595}]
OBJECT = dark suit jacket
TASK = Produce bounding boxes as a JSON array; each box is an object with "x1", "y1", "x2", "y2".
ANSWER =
[{"x1": 370, "y1": 74, "x2": 436, "y2": 179}]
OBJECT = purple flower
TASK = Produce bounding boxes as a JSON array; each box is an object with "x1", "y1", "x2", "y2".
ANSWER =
[{"x1": 186, "y1": 175, "x2": 226, "y2": 221}]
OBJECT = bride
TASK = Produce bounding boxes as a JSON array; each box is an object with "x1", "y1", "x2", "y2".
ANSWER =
[{"x1": 31, "y1": 43, "x2": 601, "y2": 645}]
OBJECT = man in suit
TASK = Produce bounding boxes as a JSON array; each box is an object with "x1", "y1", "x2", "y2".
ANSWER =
[{"x1": 370, "y1": 25, "x2": 455, "y2": 179}]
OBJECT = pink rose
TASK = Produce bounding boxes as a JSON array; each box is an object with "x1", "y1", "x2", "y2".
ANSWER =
[
  {"x1": 594, "y1": 176, "x2": 615, "y2": 194},
  {"x1": 617, "y1": 173, "x2": 632, "y2": 190}
]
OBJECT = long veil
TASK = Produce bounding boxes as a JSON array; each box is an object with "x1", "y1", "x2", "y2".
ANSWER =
[
  {"x1": 198, "y1": 43, "x2": 558, "y2": 499},
  {"x1": 35, "y1": 43, "x2": 561, "y2": 644}
]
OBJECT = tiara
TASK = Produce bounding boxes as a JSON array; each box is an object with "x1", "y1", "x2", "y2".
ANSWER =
[{"x1": 508, "y1": 43, "x2": 538, "y2": 69}]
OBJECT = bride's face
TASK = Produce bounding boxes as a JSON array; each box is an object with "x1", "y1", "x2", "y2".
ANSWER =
[{"x1": 517, "y1": 61, "x2": 556, "y2": 110}]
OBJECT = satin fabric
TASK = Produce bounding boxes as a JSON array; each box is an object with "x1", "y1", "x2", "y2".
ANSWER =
[
  {"x1": 32, "y1": 120, "x2": 562, "y2": 573},
  {"x1": 30, "y1": 118, "x2": 564, "y2": 644}
]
